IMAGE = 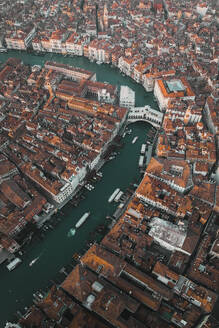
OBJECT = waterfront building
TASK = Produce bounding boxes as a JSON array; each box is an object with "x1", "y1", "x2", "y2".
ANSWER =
[
  {"x1": 133, "y1": 62, "x2": 152, "y2": 84},
  {"x1": 49, "y1": 30, "x2": 68, "y2": 54},
  {"x1": 119, "y1": 85, "x2": 135, "y2": 109},
  {"x1": 5, "y1": 26, "x2": 36, "y2": 51},
  {"x1": 135, "y1": 171, "x2": 193, "y2": 218},
  {"x1": 0, "y1": 35, "x2": 6, "y2": 52},
  {"x1": 118, "y1": 56, "x2": 141, "y2": 77},
  {"x1": 142, "y1": 70, "x2": 175, "y2": 92},
  {"x1": 65, "y1": 33, "x2": 86, "y2": 56},
  {"x1": 20, "y1": 163, "x2": 74, "y2": 205},
  {"x1": 154, "y1": 78, "x2": 195, "y2": 111},
  {"x1": 32, "y1": 37, "x2": 44, "y2": 52},
  {"x1": 146, "y1": 157, "x2": 193, "y2": 194},
  {"x1": 45, "y1": 61, "x2": 96, "y2": 82},
  {"x1": 41, "y1": 34, "x2": 53, "y2": 52}
]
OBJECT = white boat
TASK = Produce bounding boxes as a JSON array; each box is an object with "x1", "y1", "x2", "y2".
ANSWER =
[
  {"x1": 132, "y1": 136, "x2": 138, "y2": 144},
  {"x1": 139, "y1": 155, "x2": 144, "y2": 167},
  {"x1": 108, "y1": 188, "x2": 120, "y2": 203},
  {"x1": 88, "y1": 184, "x2": 94, "y2": 190},
  {"x1": 75, "y1": 212, "x2": 90, "y2": 229},
  {"x1": 6, "y1": 258, "x2": 22, "y2": 271},
  {"x1": 140, "y1": 144, "x2": 146, "y2": 154},
  {"x1": 29, "y1": 256, "x2": 40, "y2": 267},
  {"x1": 85, "y1": 184, "x2": 94, "y2": 191},
  {"x1": 114, "y1": 191, "x2": 124, "y2": 202},
  {"x1": 109, "y1": 155, "x2": 115, "y2": 160},
  {"x1": 85, "y1": 184, "x2": 91, "y2": 191}
]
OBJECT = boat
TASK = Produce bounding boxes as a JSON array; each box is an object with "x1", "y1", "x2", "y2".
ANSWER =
[
  {"x1": 132, "y1": 136, "x2": 138, "y2": 144},
  {"x1": 139, "y1": 155, "x2": 144, "y2": 168},
  {"x1": 114, "y1": 191, "x2": 124, "y2": 202},
  {"x1": 29, "y1": 256, "x2": 40, "y2": 267},
  {"x1": 108, "y1": 188, "x2": 120, "y2": 203},
  {"x1": 68, "y1": 228, "x2": 76, "y2": 237},
  {"x1": 6, "y1": 258, "x2": 22, "y2": 271},
  {"x1": 32, "y1": 65, "x2": 41, "y2": 71},
  {"x1": 75, "y1": 212, "x2": 90, "y2": 229},
  {"x1": 140, "y1": 144, "x2": 146, "y2": 154},
  {"x1": 88, "y1": 184, "x2": 94, "y2": 190},
  {"x1": 85, "y1": 184, "x2": 94, "y2": 191},
  {"x1": 108, "y1": 155, "x2": 116, "y2": 160}
]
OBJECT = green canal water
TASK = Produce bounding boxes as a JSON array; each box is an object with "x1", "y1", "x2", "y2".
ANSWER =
[
  {"x1": 0, "y1": 51, "x2": 156, "y2": 326},
  {"x1": 0, "y1": 50, "x2": 158, "y2": 108}
]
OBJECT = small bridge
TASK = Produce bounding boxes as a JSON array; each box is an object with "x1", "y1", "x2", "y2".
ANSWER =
[{"x1": 127, "y1": 105, "x2": 163, "y2": 128}]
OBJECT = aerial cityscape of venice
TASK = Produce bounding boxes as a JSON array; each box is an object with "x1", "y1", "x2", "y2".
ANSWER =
[{"x1": 0, "y1": 0, "x2": 218, "y2": 327}]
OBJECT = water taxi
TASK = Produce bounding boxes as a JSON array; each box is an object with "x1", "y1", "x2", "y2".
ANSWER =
[
  {"x1": 29, "y1": 256, "x2": 40, "y2": 267},
  {"x1": 132, "y1": 136, "x2": 138, "y2": 144},
  {"x1": 75, "y1": 212, "x2": 90, "y2": 229}
]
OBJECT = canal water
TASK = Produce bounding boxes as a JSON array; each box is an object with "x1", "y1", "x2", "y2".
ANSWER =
[
  {"x1": 0, "y1": 50, "x2": 158, "y2": 108},
  {"x1": 0, "y1": 51, "x2": 155, "y2": 326}
]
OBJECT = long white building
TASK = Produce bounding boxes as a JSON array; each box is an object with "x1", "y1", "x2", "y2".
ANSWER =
[{"x1": 119, "y1": 86, "x2": 135, "y2": 109}]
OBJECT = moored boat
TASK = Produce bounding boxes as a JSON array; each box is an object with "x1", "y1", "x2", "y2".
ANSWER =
[{"x1": 108, "y1": 188, "x2": 120, "y2": 203}]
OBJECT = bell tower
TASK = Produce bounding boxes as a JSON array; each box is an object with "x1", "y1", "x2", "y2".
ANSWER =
[{"x1": 103, "y1": 4, "x2": 108, "y2": 29}]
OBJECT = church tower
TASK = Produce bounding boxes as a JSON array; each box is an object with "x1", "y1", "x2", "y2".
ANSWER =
[{"x1": 103, "y1": 4, "x2": 109, "y2": 30}]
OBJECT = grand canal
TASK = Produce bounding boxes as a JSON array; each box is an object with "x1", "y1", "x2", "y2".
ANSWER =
[{"x1": 0, "y1": 51, "x2": 156, "y2": 326}]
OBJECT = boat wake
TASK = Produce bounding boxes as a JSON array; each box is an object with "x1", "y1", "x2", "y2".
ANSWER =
[
  {"x1": 29, "y1": 252, "x2": 43, "y2": 267},
  {"x1": 67, "y1": 228, "x2": 76, "y2": 237}
]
